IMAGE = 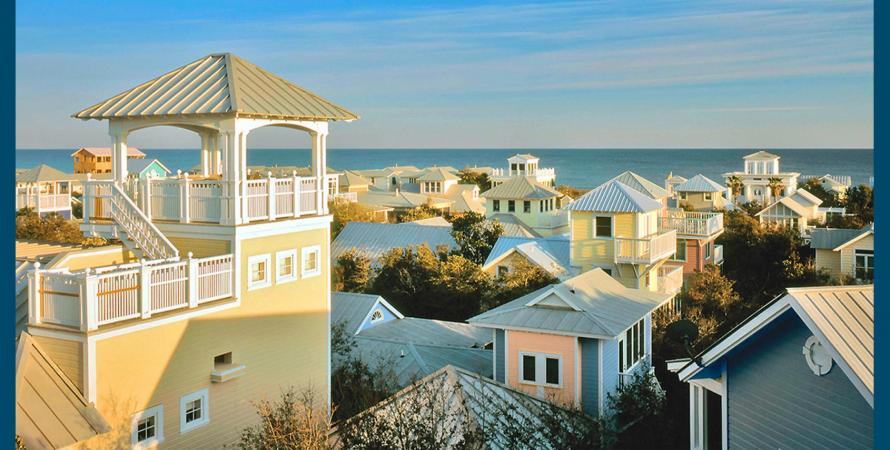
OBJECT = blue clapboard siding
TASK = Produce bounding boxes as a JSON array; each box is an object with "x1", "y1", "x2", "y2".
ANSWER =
[
  {"x1": 727, "y1": 313, "x2": 873, "y2": 450},
  {"x1": 580, "y1": 338, "x2": 600, "y2": 417},
  {"x1": 601, "y1": 339, "x2": 619, "y2": 407},
  {"x1": 494, "y1": 329, "x2": 505, "y2": 382}
]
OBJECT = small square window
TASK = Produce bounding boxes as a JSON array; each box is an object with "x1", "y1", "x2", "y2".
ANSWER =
[
  {"x1": 180, "y1": 388, "x2": 209, "y2": 433},
  {"x1": 302, "y1": 245, "x2": 321, "y2": 278},
  {"x1": 214, "y1": 352, "x2": 232, "y2": 368},
  {"x1": 497, "y1": 265, "x2": 509, "y2": 278},
  {"x1": 276, "y1": 250, "x2": 297, "y2": 284},
  {"x1": 248, "y1": 254, "x2": 271, "y2": 290},
  {"x1": 679, "y1": 192, "x2": 687, "y2": 200},
  {"x1": 704, "y1": 192, "x2": 713, "y2": 201},
  {"x1": 132, "y1": 405, "x2": 164, "y2": 448},
  {"x1": 595, "y1": 216, "x2": 612, "y2": 237}
]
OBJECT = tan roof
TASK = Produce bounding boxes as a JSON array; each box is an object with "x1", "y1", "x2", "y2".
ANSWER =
[
  {"x1": 339, "y1": 170, "x2": 371, "y2": 187},
  {"x1": 15, "y1": 240, "x2": 82, "y2": 262},
  {"x1": 71, "y1": 147, "x2": 144, "y2": 157},
  {"x1": 743, "y1": 150, "x2": 780, "y2": 160},
  {"x1": 73, "y1": 53, "x2": 358, "y2": 121},
  {"x1": 15, "y1": 165, "x2": 74, "y2": 183},
  {"x1": 16, "y1": 333, "x2": 110, "y2": 450},
  {"x1": 417, "y1": 167, "x2": 460, "y2": 182},
  {"x1": 481, "y1": 176, "x2": 561, "y2": 200}
]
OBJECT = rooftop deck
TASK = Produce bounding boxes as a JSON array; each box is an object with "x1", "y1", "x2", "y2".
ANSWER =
[{"x1": 659, "y1": 209, "x2": 724, "y2": 238}]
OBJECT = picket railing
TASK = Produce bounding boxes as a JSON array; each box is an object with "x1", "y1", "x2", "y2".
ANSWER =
[
  {"x1": 28, "y1": 253, "x2": 234, "y2": 331},
  {"x1": 657, "y1": 264, "x2": 684, "y2": 295},
  {"x1": 16, "y1": 193, "x2": 71, "y2": 212},
  {"x1": 614, "y1": 229, "x2": 677, "y2": 264},
  {"x1": 659, "y1": 210, "x2": 724, "y2": 237}
]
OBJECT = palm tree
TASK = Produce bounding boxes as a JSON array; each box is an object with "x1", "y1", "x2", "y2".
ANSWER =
[
  {"x1": 727, "y1": 175, "x2": 743, "y2": 198},
  {"x1": 767, "y1": 177, "x2": 785, "y2": 199}
]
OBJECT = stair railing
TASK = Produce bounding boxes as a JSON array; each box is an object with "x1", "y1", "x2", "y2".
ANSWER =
[{"x1": 110, "y1": 183, "x2": 179, "y2": 260}]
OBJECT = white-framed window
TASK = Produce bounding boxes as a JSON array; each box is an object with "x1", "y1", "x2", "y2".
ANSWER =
[
  {"x1": 132, "y1": 404, "x2": 164, "y2": 449},
  {"x1": 618, "y1": 318, "x2": 646, "y2": 373},
  {"x1": 518, "y1": 352, "x2": 562, "y2": 387},
  {"x1": 679, "y1": 192, "x2": 688, "y2": 200},
  {"x1": 276, "y1": 249, "x2": 297, "y2": 284},
  {"x1": 497, "y1": 265, "x2": 509, "y2": 278},
  {"x1": 180, "y1": 388, "x2": 209, "y2": 433},
  {"x1": 704, "y1": 242, "x2": 712, "y2": 260},
  {"x1": 248, "y1": 254, "x2": 271, "y2": 290},
  {"x1": 704, "y1": 192, "x2": 713, "y2": 201},
  {"x1": 855, "y1": 249, "x2": 874, "y2": 281},
  {"x1": 594, "y1": 216, "x2": 612, "y2": 238},
  {"x1": 302, "y1": 245, "x2": 321, "y2": 278}
]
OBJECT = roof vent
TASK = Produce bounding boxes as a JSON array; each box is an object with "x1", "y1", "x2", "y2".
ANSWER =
[{"x1": 400, "y1": 350, "x2": 406, "y2": 358}]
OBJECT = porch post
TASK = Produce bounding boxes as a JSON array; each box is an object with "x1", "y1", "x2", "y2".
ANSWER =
[
  {"x1": 200, "y1": 132, "x2": 212, "y2": 176},
  {"x1": 311, "y1": 131, "x2": 327, "y2": 214},
  {"x1": 240, "y1": 132, "x2": 249, "y2": 224},
  {"x1": 110, "y1": 126, "x2": 129, "y2": 183},
  {"x1": 221, "y1": 130, "x2": 242, "y2": 225}
]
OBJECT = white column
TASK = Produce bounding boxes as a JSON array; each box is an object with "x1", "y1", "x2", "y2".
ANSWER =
[
  {"x1": 222, "y1": 131, "x2": 242, "y2": 225},
  {"x1": 81, "y1": 269, "x2": 98, "y2": 331},
  {"x1": 27, "y1": 263, "x2": 41, "y2": 326},
  {"x1": 211, "y1": 134, "x2": 222, "y2": 177},
  {"x1": 139, "y1": 261, "x2": 152, "y2": 319},
  {"x1": 311, "y1": 132, "x2": 327, "y2": 214},
  {"x1": 267, "y1": 172, "x2": 276, "y2": 220},
  {"x1": 200, "y1": 133, "x2": 211, "y2": 176},
  {"x1": 110, "y1": 128, "x2": 129, "y2": 182},
  {"x1": 187, "y1": 252, "x2": 199, "y2": 308},
  {"x1": 180, "y1": 172, "x2": 191, "y2": 224},
  {"x1": 240, "y1": 132, "x2": 249, "y2": 224}
]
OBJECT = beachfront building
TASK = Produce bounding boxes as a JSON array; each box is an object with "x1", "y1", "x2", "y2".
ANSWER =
[
  {"x1": 15, "y1": 164, "x2": 73, "y2": 218},
  {"x1": 468, "y1": 269, "x2": 672, "y2": 417},
  {"x1": 755, "y1": 188, "x2": 828, "y2": 236},
  {"x1": 18, "y1": 53, "x2": 357, "y2": 448},
  {"x1": 490, "y1": 153, "x2": 556, "y2": 187},
  {"x1": 565, "y1": 180, "x2": 680, "y2": 294},
  {"x1": 482, "y1": 176, "x2": 569, "y2": 237},
  {"x1": 723, "y1": 151, "x2": 799, "y2": 205},
  {"x1": 669, "y1": 285, "x2": 873, "y2": 450},
  {"x1": 72, "y1": 146, "x2": 145, "y2": 174},
  {"x1": 673, "y1": 174, "x2": 730, "y2": 211},
  {"x1": 482, "y1": 235, "x2": 572, "y2": 280},
  {"x1": 128, "y1": 158, "x2": 172, "y2": 180},
  {"x1": 810, "y1": 224, "x2": 874, "y2": 282}
]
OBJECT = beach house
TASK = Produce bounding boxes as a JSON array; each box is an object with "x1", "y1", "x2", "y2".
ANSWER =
[
  {"x1": 755, "y1": 188, "x2": 827, "y2": 236},
  {"x1": 669, "y1": 285, "x2": 873, "y2": 450},
  {"x1": 722, "y1": 150, "x2": 799, "y2": 205},
  {"x1": 72, "y1": 146, "x2": 145, "y2": 174},
  {"x1": 810, "y1": 224, "x2": 874, "y2": 282},
  {"x1": 482, "y1": 235, "x2": 572, "y2": 280},
  {"x1": 672, "y1": 174, "x2": 730, "y2": 211},
  {"x1": 489, "y1": 153, "x2": 557, "y2": 187},
  {"x1": 15, "y1": 164, "x2": 73, "y2": 218},
  {"x1": 482, "y1": 176, "x2": 569, "y2": 237},
  {"x1": 468, "y1": 269, "x2": 672, "y2": 417},
  {"x1": 18, "y1": 53, "x2": 356, "y2": 448}
]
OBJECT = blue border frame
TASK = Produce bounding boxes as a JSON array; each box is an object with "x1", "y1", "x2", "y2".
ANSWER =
[{"x1": 4, "y1": 0, "x2": 16, "y2": 444}]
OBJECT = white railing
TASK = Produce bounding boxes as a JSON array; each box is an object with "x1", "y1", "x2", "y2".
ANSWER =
[
  {"x1": 659, "y1": 210, "x2": 724, "y2": 237},
  {"x1": 28, "y1": 253, "x2": 234, "y2": 331},
  {"x1": 657, "y1": 264, "x2": 684, "y2": 295},
  {"x1": 491, "y1": 167, "x2": 556, "y2": 179},
  {"x1": 614, "y1": 229, "x2": 677, "y2": 264},
  {"x1": 108, "y1": 183, "x2": 179, "y2": 260},
  {"x1": 332, "y1": 192, "x2": 358, "y2": 202},
  {"x1": 16, "y1": 193, "x2": 71, "y2": 212},
  {"x1": 713, "y1": 244, "x2": 724, "y2": 265}
]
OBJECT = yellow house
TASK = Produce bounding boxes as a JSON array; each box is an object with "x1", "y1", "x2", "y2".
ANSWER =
[
  {"x1": 565, "y1": 180, "x2": 678, "y2": 293},
  {"x1": 810, "y1": 225, "x2": 874, "y2": 282},
  {"x1": 481, "y1": 176, "x2": 569, "y2": 237},
  {"x1": 19, "y1": 53, "x2": 357, "y2": 449}
]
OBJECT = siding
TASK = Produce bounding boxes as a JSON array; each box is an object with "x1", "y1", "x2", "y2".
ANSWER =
[
  {"x1": 167, "y1": 237, "x2": 231, "y2": 258},
  {"x1": 601, "y1": 339, "x2": 619, "y2": 409},
  {"x1": 32, "y1": 335, "x2": 83, "y2": 394},
  {"x1": 580, "y1": 338, "x2": 600, "y2": 417},
  {"x1": 506, "y1": 330, "x2": 577, "y2": 406},
  {"x1": 840, "y1": 235, "x2": 873, "y2": 278},
  {"x1": 815, "y1": 249, "x2": 842, "y2": 279},
  {"x1": 727, "y1": 314, "x2": 873, "y2": 450},
  {"x1": 495, "y1": 329, "x2": 505, "y2": 382}
]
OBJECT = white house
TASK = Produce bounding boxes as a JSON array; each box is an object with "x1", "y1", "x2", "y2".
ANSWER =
[{"x1": 723, "y1": 151, "x2": 799, "y2": 204}]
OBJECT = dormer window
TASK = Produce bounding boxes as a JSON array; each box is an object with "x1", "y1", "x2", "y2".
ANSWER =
[{"x1": 370, "y1": 309, "x2": 384, "y2": 323}]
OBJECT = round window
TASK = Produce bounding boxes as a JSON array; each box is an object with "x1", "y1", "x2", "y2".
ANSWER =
[{"x1": 802, "y1": 335, "x2": 832, "y2": 376}]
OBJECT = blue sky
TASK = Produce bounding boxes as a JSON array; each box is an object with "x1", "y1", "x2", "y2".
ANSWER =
[{"x1": 16, "y1": 0, "x2": 873, "y2": 149}]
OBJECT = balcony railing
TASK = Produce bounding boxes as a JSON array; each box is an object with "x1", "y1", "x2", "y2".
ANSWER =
[
  {"x1": 490, "y1": 167, "x2": 556, "y2": 178},
  {"x1": 28, "y1": 253, "x2": 234, "y2": 331},
  {"x1": 713, "y1": 244, "x2": 724, "y2": 265},
  {"x1": 657, "y1": 263, "x2": 684, "y2": 295},
  {"x1": 614, "y1": 229, "x2": 677, "y2": 264},
  {"x1": 659, "y1": 210, "x2": 723, "y2": 237},
  {"x1": 16, "y1": 193, "x2": 71, "y2": 212}
]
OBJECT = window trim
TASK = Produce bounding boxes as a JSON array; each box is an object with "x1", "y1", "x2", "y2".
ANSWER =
[
  {"x1": 704, "y1": 192, "x2": 713, "y2": 201},
  {"x1": 180, "y1": 388, "x2": 210, "y2": 433},
  {"x1": 247, "y1": 254, "x2": 272, "y2": 290},
  {"x1": 854, "y1": 249, "x2": 874, "y2": 281},
  {"x1": 302, "y1": 245, "x2": 322, "y2": 278},
  {"x1": 517, "y1": 351, "x2": 563, "y2": 388},
  {"x1": 370, "y1": 309, "x2": 385, "y2": 323},
  {"x1": 523, "y1": 200, "x2": 531, "y2": 213},
  {"x1": 508, "y1": 200, "x2": 516, "y2": 212},
  {"x1": 132, "y1": 404, "x2": 164, "y2": 449},
  {"x1": 674, "y1": 238, "x2": 687, "y2": 261},
  {"x1": 594, "y1": 215, "x2": 613, "y2": 238},
  {"x1": 493, "y1": 199, "x2": 500, "y2": 212},
  {"x1": 275, "y1": 249, "x2": 298, "y2": 284}
]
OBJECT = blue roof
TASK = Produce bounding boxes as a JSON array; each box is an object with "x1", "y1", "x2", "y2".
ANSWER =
[
  {"x1": 565, "y1": 180, "x2": 662, "y2": 213},
  {"x1": 483, "y1": 236, "x2": 570, "y2": 273}
]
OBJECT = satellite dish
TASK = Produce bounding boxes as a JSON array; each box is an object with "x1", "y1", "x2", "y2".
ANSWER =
[{"x1": 665, "y1": 319, "x2": 699, "y2": 343}]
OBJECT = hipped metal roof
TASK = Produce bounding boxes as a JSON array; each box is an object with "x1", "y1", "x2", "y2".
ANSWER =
[
  {"x1": 481, "y1": 176, "x2": 562, "y2": 200},
  {"x1": 73, "y1": 53, "x2": 358, "y2": 121},
  {"x1": 565, "y1": 179, "x2": 662, "y2": 213},
  {"x1": 16, "y1": 165, "x2": 73, "y2": 183},
  {"x1": 674, "y1": 174, "x2": 725, "y2": 193},
  {"x1": 610, "y1": 171, "x2": 669, "y2": 199}
]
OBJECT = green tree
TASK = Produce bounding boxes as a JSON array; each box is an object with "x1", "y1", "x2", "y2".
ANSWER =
[
  {"x1": 15, "y1": 208, "x2": 96, "y2": 245},
  {"x1": 680, "y1": 264, "x2": 743, "y2": 349},
  {"x1": 329, "y1": 199, "x2": 381, "y2": 240},
  {"x1": 555, "y1": 185, "x2": 588, "y2": 199},
  {"x1": 457, "y1": 169, "x2": 492, "y2": 191},
  {"x1": 398, "y1": 204, "x2": 440, "y2": 223},
  {"x1": 333, "y1": 249, "x2": 373, "y2": 293},
  {"x1": 726, "y1": 175, "x2": 743, "y2": 198},
  {"x1": 607, "y1": 362, "x2": 670, "y2": 450},
  {"x1": 799, "y1": 178, "x2": 841, "y2": 207},
  {"x1": 844, "y1": 184, "x2": 873, "y2": 224},
  {"x1": 484, "y1": 259, "x2": 557, "y2": 311},
  {"x1": 450, "y1": 211, "x2": 504, "y2": 264},
  {"x1": 236, "y1": 388, "x2": 330, "y2": 450}
]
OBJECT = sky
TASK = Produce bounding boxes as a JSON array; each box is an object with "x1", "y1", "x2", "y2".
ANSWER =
[{"x1": 15, "y1": 0, "x2": 873, "y2": 149}]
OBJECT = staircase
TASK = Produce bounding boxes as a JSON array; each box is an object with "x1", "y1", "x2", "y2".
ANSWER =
[{"x1": 108, "y1": 183, "x2": 179, "y2": 260}]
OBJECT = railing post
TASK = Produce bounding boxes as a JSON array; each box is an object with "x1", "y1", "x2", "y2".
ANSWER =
[
  {"x1": 28, "y1": 262, "x2": 41, "y2": 326},
  {"x1": 139, "y1": 260, "x2": 152, "y2": 319},
  {"x1": 188, "y1": 252, "x2": 199, "y2": 308},
  {"x1": 81, "y1": 269, "x2": 98, "y2": 331},
  {"x1": 267, "y1": 172, "x2": 276, "y2": 221},
  {"x1": 180, "y1": 171, "x2": 190, "y2": 224},
  {"x1": 293, "y1": 172, "x2": 302, "y2": 218},
  {"x1": 82, "y1": 174, "x2": 93, "y2": 223},
  {"x1": 142, "y1": 174, "x2": 153, "y2": 221}
]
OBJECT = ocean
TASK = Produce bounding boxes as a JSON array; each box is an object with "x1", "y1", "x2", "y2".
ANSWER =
[{"x1": 16, "y1": 148, "x2": 873, "y2": 190}]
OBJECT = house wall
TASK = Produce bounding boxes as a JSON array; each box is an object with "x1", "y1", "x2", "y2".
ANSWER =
[
  {"x1": 484, "y1": 197, "x2": 557, "y2": 230},
  {"x1": 485, "y1": 251, "x2": 534, "y2": 278},
  {"x1": 47, "y1": 246, "x2": 136, "y2": 271},
  {"x1": 815, "y1": 249, "x2": 842, "y2": 279},
  {"x1": 726, "y1": 314, "x2": 873, "y2": 449},
  {"x1": 678, "y1": 192, "x2": 727, "y2": 211},
  {"x1": 166, "y1": 237, "x2": 231, "y2": 258},
  {"x1": 32, "y1": 335, "x2": 83, "y2": 393},
  {"x1": 839, "y1": 235, "x2": 873, "y2": 279},
  {"x1": 600, "y1": 339, "x2": 619, "y2": 406},
  {"x1": 505, "y1": 329, "x2": 577, "y2": 406},
  {"x1": 580, "y1": 338, "x2": 600, "y2": 417},
  {"x1": 495, "y1": 329, "x2": 505, "y2": 382},
  {"x1": 570, "y1": 211, "x2": 634, "y2": 269},
  {"x1": 90, "y1": 224, "x2": 330, "y2": 449}
]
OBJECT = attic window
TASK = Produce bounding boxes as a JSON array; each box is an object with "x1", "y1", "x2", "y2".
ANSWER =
[{"x1": 370, "y1": 309, "x2": 384, "y2": 323}]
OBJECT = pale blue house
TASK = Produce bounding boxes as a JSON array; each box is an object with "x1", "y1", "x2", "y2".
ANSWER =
[
  {"x1": 127, "y1": 158, "x2": 171, "y2": 179},
  {"x1": 670, "y1": 285, "x2": 873, "y2": 450}
]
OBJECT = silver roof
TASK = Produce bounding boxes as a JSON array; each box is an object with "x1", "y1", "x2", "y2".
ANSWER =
[
  {"x1": 674, "y1": 174, "x2": 725, "y2": 193},
  {"x1": 565, "y1": 180, "x2": 662, "y2": 213},
  {"x1": 488, "y1": 214, "x2": 540, "y2": 238},
  {"x1": 331, "y1": 222, "x2": 456, "y2": 265},
  {"x1": 16, "y1": 165, "x2": 73, "y2": 183},
  {"x1": 469, "y1": 268, "x2": 671, "y2": 338},
  {"x1": 481, "y1": 176, "x2": 561, "y2": 200},
  {"x1": 743, "y1": 150, "x2": 780, "y2": 159},
  {"x1": 810, "y1": 225, "x2": 872, "y2": 250},
  {"x1": 610, "y1": 171, "x2": 668, "y2": 199},
  {"x1": 359, "y1": 317, "x2": 492, "y2": 349},
  {"x1": 331, "y1": 292, "x2": 389, "y2": 334},
  {"x1": 484, "y1": 236, "x2": 571, "y2": 276}
]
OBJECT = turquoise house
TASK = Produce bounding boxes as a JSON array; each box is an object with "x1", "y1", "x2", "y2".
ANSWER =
[
  {"x1": 127, "y1": 158, "x2": 171, "y2": 179},
  {"x1": 670, "y1": 285, "x2": 873, "y2": 450}
]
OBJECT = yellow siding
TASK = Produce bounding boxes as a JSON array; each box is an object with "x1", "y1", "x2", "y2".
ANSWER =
[
  {"x1": 31, "y1": 335, "x2": 83, "y2": 394},
  {"x1": 167, "y1": 237, "x2": 231, "y2": 258},
  {"x1": 484, "y1": 251, "x2": 530, "y2": 276},
  {"x1": 614, "y1": 213, "x2": 634, "y2": 237},
  {"x1": 840, "y1": 235, "x2": 873, "y2": 278},
  {"x1": 680, "y1": 192, "x2": 727, "y2": 211},
  {"x1": 815, "y1": 249, "x2": 842, "y2": 279},
  {"x1": 91, "y1": 225, "x2": 330, "y2": 449}
]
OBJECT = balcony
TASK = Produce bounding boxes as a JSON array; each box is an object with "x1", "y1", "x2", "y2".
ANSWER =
[
  {"x1": 657, "y1": 263, "x2": 684, "y2": 295},
  {"x1": 713, "y1": 244, "x2": 724, "y2": 266},
  {"x1": 28, "y1": 253, "x2": 234, "y2": 331},
  {"x1": 490, "y1": 167, "x2": 556, "y2": 179},
  {"x1": 659, "y1": 210, "x2": 724, "y2": 238},
  {"x1": 83, "y1": 173, "x2": 336, "y2": 226},
  {"x1": 614, "y1": 229, "x2": 677, "y2": 264},
  {"x1": 16, "y1": 193, "x2": 71, "y2": 213}
]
